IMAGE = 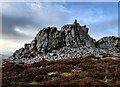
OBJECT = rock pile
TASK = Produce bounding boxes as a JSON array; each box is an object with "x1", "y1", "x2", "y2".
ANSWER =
[
  {"x1": 6, "y1": 46, "x2": 120, "y2": 64},
  {"x1": 5, "y1": 20, "x2": 120, "y2": 64}
]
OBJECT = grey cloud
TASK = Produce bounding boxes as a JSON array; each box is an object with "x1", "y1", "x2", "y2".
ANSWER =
[
  {"x1": 2, "y1": 13, "x2": 68, "y2": 41},
  {"x1": 2, "y1": 2, "x2": 70, "y2": 41},
  {"x1": 2, "y1": 13, "x2": 45, "y2": 41}
]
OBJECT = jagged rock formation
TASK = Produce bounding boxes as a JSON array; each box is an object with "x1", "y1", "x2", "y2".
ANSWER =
[
  {"x1": 5, "y1": 20, "x2": 120, "y2": 64},
  {"x1": 35, "y1": 19, "x2": 95, "y2": 53},
  {"x1": 96, "y1": 36, "x2": 120, "y2": 52}
]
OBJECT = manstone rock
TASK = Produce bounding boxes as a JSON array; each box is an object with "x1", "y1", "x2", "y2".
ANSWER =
[{"x1": 5, "y1": 20, "x2": 120, "y2": 64}]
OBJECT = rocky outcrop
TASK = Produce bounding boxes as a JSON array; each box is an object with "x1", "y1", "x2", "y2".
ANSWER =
[
  {"x1": 35, "y1": 19, "x2": 95, "y2": 53},
  {"x1": 35, "y1": 27, "x2": 63, "y2": 53},
  {"x1": 5, "y1": 20, "x2": 120, "y2": 64},
  {"x1": 96, "y1": 36, "x2": 120, "y2": 52}
]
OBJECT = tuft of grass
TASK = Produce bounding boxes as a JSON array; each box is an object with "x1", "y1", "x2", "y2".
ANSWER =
[
  {"x1": 28, "y1": 81, "x2": 41, "y2": 85},
  {"x1": 61, "y1": 72, "x2": 72, "y2": 77}
]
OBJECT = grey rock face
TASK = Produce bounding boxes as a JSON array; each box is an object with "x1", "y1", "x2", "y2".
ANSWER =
[
  {"x1": 96, "y1": 36, "x2": 120, "y2": 52},
  {"x1": 35, "y1": 20, "x2": 95, "y2": 53},
  {"x1": 35, "y1": 27, "x2": 63, "y2": 53}
]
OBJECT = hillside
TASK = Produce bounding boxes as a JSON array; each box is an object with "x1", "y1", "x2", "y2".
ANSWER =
[
  {"x1": 2, "y1": 56, "x2": 120, "y2": 87},
  {"x1": 2, "y1": 20, "x2": 120, "y2": 87}
]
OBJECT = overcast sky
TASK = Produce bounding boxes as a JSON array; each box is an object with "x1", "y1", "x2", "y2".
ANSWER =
[{"x1": 1, "y1": 2, "x2": 119, "y2": 55}]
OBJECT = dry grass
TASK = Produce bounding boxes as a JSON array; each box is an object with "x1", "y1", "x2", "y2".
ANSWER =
[{"x1": 2, "y1": 56, "x2": 120, "y2": 87}]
